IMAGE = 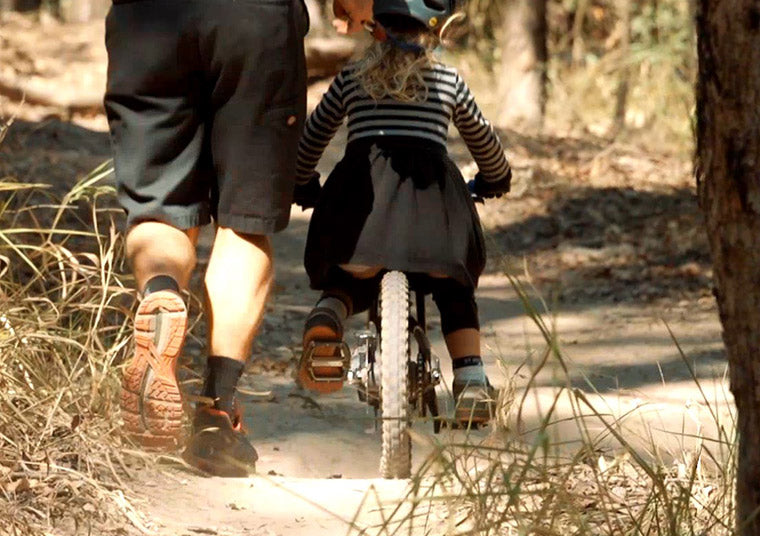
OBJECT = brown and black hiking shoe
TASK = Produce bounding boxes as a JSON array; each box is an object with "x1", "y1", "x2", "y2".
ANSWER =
[
  {"x1": 182, "y1": 405, "x2": 258, "y2": 478},
  {"x1": 121, "y1": 290, "x2": 187, "y2": 450},
  {"x1": 297, "y1": 307, "x2": 348, "y2": 394}
]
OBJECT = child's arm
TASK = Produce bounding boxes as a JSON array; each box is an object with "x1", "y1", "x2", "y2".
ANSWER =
[
  {"x1": 295, "y1": 71, "x2": 348, "y2": 184},
  {"x1": 452, "y1": 74, "x2": 512, "y2": 184}
]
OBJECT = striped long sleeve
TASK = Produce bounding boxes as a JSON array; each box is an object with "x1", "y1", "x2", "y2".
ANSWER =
[
  {"x1": 295, "y1": 71, "x2": 347, "y2": 183},
  {"x1": 295, "y1": 63, "x2": 510, "y2": 183},
  {"x1": 453, "y1": 74, "x2": 511, "y2": 182}
]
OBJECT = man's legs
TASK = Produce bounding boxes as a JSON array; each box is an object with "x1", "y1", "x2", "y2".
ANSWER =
[
  {"x1": 204, "y1": 228, "x2": 273, "y2": 362},
  {"x1": 125, "y1": 223, "x2": 273, "y2": 362},
  {"x1": 122, "y1": 223, "x2": 271, "y2": 468},
  {"x1": 178, "y1": 227, "x2": 271, "y2": 477}
]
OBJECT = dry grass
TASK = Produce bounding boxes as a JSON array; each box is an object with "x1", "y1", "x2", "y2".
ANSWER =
[
  {"x1": 0, "y1": 117, "x2": 152, "y2": 534},
  {"x1": 546, "y1": 48, "x2": 694, "y2": 155},
  {"x1": 350, "y1": 272, "x2": 736, "y2": 536}
]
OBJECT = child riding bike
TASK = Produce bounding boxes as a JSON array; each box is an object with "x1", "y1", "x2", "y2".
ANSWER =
[{"x1": 292, "y1": 0, "x2": 512, "y2": 423}]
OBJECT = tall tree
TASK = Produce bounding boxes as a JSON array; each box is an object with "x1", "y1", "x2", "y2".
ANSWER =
[
  {"x1": 497, "y1": 0, "x2": 548, "y2": 132},
  {"x1": 0, "y1": 0, "x2": 39, "y2": 11},
  {"x1": 57, "y1": 0, "x2": 108, "y2": 22},
  {"x1": 612, "y1": 0, "x2": 631, "y2": 135},
  {"x1": 696, "y1": 1, "x2": 760, "y2": 533}
]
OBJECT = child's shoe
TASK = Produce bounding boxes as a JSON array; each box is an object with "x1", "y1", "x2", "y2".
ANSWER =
[
  {"x1": 453, "y1": 376, "x2": 497, "y2": 425},
  {"x1": 182, "y1": 403, "x2": 258, "y2": 477},
  {"x1": 297, "y1": 306, "x2": 349, "y2": 394},
  {"x1": 121, "y1": 287, "x2": 187, "y2": 449},
  {"x1": 451, "y1": 356, "x2": 498, "y2": 426}
]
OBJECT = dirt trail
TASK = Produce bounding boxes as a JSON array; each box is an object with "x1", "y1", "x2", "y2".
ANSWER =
[
  {"x1": 118, "y1": 201, "x2": 726, "y2": 536},
  {"x1": 0, "y1": 13, "x2": 731, "y2": 536}
]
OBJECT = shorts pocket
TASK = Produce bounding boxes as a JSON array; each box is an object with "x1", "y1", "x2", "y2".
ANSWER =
[
  {"x1": 259, "y1": 103, "x2": 303, "y2": 189},
  {"x1": 222, "y1": 104, "x2": 303, "y2": 219}
]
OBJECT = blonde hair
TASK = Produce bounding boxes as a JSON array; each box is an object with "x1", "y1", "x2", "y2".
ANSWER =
[{"x1": 354, "y1": 32, "x2": 438, "y2": 102}]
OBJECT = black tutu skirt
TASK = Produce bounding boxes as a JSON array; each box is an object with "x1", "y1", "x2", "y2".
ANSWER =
[{"x1": 304, "y1": 137, "x2": 486, "y2": 289}]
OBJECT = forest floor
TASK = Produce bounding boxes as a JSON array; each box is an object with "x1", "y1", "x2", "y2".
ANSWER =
[{"x1": 0, "y1": 12, "x2": 732, "y2": 536}]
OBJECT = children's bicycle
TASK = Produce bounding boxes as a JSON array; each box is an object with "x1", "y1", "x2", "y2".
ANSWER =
[
  {"x1": 302, "y1": 270, "x2": 447, "y2": 479},
  {"x1": 301, "y1": 187, "x2": 491, "y2": 479}
]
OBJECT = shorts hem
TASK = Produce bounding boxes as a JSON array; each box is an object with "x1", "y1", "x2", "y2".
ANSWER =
[
  {"x1": 216, "y1": 212, "x2": 290, "y2": 236},
  {"x1": 126, "y1": 210, "x2": 211, "y2": 232}
]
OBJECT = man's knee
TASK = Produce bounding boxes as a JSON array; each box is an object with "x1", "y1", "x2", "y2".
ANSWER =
[
  {"x1": 126, "y1": 221, "x2": 198, "y2": 289},
  {"x1": 205, "y1": 228, "x2": 273, "y2": 303}
]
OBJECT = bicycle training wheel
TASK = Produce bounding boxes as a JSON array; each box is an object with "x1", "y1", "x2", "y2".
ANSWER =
[{"x1": 378, "y1": 271, "x2": 412, "y2": 479}]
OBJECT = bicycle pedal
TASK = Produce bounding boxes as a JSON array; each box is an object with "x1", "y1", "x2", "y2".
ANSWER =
[{"x1": 304, "y1": 340, "x2": 351, "y2": 383}]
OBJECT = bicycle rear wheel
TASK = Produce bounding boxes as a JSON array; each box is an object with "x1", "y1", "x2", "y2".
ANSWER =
[{"x1": 378, "y1": 271, "x2": 412, "y2": 479}]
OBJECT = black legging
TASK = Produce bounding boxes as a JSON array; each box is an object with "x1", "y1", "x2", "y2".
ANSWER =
[{"x1": 319, "y1": 269, "x2": 479, "y2": 335}]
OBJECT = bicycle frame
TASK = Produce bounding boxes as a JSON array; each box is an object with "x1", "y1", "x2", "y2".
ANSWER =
[{"x1": 347, "y1": 284, "x2": 443, "y2": 433}]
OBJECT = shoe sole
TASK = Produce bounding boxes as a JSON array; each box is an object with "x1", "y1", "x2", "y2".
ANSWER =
[
  {"x1": 121, "y1": 290, "x2": 187, "y2": 450},
  {"x1": 297, "y1": 324, "x2": 345, "y2": 394}
]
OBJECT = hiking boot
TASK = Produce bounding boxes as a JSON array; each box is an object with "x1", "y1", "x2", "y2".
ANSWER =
[
  {"x1": 121, "y1": 289, "x2": 187, "y2": 450},
  {"x1": 453, "y1": 376, "x2": 498, "y2": 425},
  {"x1": 297, "y1": 307, "x2": 349, "y2": 394},
  {"x1": 182, "y1": 404, "x2": 258, "y2": 478}
]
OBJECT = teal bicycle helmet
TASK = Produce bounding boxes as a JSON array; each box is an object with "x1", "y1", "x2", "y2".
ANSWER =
[{"x1": 372, "y1": 0, "x2": 458, "y2": 32}]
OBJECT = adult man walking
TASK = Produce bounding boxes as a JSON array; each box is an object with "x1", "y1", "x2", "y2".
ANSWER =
[{"x1": 104, "y1": 0, "x2": 372, "y2": 476}]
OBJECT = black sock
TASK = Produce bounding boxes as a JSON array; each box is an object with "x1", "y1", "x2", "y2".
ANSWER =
[
  {"x1": 201, "y1": 356, "x2": 245, "y2": 416},
  {"x1": 143, "y1": 275, "x2": 180, "y2": 296}
]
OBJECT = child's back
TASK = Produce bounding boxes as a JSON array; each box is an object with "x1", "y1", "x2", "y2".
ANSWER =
[{"x1": 297, "y1": 61, "x2": 509, "y2": 194}]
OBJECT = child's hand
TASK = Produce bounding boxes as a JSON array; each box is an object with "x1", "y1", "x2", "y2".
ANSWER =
[
  {"x1": 293, "y1": 172, "x2": 322, "y2": 210},
  {"x1": 468, "y1": 169, "x2": 512, "y2": 200},
  {"x1": 332, "y1": 0, "x2": 373, "y2": 35}
]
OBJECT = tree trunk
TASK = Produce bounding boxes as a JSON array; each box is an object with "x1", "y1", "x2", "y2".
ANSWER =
[
  {"x1": 497, "y1": 0, "x2": 548, "y2": 133},
  {"x1": 687, "y1": 0, "x2": 698, "y2": 78},
  {"x1": 0, "y1": 0, "x2": 40, "y2": 11},
  {"x1": 696, "y1": 1, "x2": 760, "y2": 534},
  {"x1": 612, "y1": 0, "x2": 631, "y2": 134},
  {"x1": 571, "y1": 0, "x2": 589, "y2": 65},
  {"x1": 57, "y1": 0, "x2": 109, "y2": 22}
]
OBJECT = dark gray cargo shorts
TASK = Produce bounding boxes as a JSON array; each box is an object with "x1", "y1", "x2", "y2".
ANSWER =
[{"x1": 104, "y1": 0, "x2": 309, "y2": 234}]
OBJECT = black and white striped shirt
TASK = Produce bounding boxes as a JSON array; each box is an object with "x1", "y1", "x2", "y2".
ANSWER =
[{"x1": 296, "y1": 62, "x2": 511, "y2": 184}]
